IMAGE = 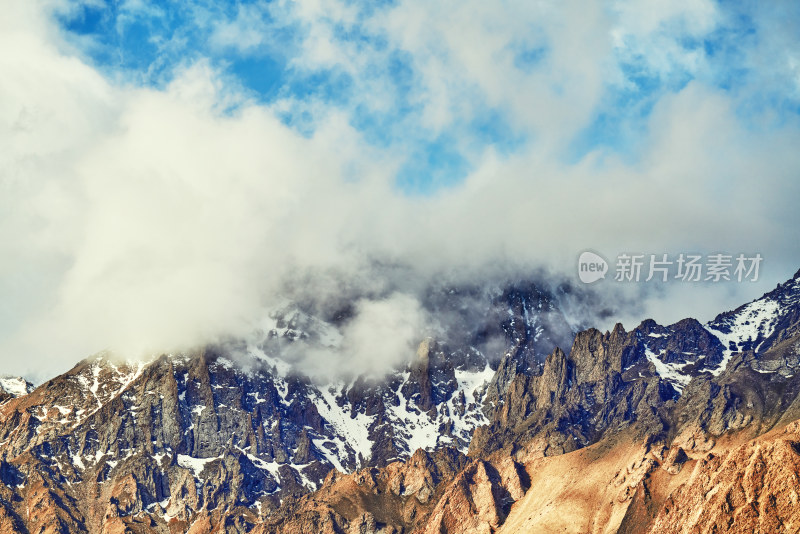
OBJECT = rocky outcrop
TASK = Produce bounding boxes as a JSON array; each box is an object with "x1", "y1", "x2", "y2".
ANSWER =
[
  {"x1": 645, "y1": 431, "x2": 800, "y2": 533},
  {"x1": 259, "y1": 447, "x2": 468, "y2": 533},
  {"x1": 470, "y1": 324, "x2": 676, "y2": 460},
  {"x1": 423, "y1": 456, "x2": 528, "y2": 534}
]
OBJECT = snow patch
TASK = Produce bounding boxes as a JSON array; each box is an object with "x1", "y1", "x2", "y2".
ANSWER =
[
  {"x1": 707, "y1": 299, "x2": 781, "y2": 376},
  {"x1": 177, "y1": 455, "x2": 218, "y2": 478},
  {"x1": 0, "y1": 376, "x2": 31, "y2": 397},
  {"x1": 645, "y1": 349, "x2": 692, "y2": 392},
  {"x1": 449, "y1": 364, "x2": 494, "y2": 441},
  {"x1": 387, "y1": 371, "x2": 440, "y2": 455},
  {"x1": 310, "y1": 384, "x2": 374, "y2": 469}
]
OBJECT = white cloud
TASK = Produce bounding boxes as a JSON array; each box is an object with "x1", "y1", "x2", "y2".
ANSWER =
[
  {"x1": 209, "y1": 4, "x2": 271, "y2": 53},
  {"x1": 1, "y1": 0, "x2": 799, "y2": 382},
  {"x1": 297, "y1": 293, "x2": 429, "y2": 380}
]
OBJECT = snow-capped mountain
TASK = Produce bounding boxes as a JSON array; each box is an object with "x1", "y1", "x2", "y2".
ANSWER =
[
  {"x1": 555, "y1": 269, "x2": 800, "y2": 397},
  {"x1": 628, "y1": 268, "x2": 800, "y2": 392},
  {"x1": 0, "y1": 280, "x2": 578, "y2": 532},
  {"x1": 2, "y1": 270, "x2": 800, "y2": 533}
]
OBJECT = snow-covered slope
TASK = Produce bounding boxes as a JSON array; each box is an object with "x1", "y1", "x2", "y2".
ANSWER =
[
  {"x1": 625, "y1": 271, "x2": 800, "y2": 391},
  {"x1": 0, "y1": 375, "x2": 33, "y2": 398},
  {"x1": 706, "y1": 270, "x2": 800, "y2": 375}
]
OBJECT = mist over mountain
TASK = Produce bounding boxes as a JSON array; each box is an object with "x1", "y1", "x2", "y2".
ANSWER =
[{"x1": 3, "y1": 1, "x2": 800, "y2": 381}]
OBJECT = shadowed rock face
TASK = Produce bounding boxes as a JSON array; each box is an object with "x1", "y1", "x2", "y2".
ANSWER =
[
  {"x1": 2, "y1": 271, "x2": 800, "y2": 533},
  {"x1": 471, "y1": 271, "x2": 800, "y2": 465}
]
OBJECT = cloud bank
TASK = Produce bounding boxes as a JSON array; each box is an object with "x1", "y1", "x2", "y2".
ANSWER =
[{"x1": 2, "y1": 0, "x2": 800, "y2": 381}]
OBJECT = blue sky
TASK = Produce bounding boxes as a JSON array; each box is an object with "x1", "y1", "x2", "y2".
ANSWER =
[
  {"x1": 53, "y1": 0, "x2": 799, "y2": 190},
  {"x1": 2, "y1": 0, "x2": 800, "y2": 378}
]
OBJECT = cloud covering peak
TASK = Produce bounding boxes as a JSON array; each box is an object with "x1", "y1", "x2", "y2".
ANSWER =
[{"x1": 2, "y1": 0, "x2": 800, "y2": 381}]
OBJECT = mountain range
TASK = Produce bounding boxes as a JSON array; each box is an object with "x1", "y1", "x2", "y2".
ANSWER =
[{"x1": 1, "y1": 271, "x2": 800, "y2": 533}]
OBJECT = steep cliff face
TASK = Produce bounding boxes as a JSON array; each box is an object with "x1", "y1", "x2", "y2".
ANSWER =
[
  {"x1": 0, "y1": 352, "x2": 317, "y2": 532},
  {"x1": 470, "y1": 324, "x2": 677, "y2": 459},
  {"x1": 473, "y1": 271, "x2": 800, "y2": 464}
]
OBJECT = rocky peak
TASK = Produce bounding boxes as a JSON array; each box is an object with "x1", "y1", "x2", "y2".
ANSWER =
[{"x1": 706, "y1": 270, "x2": 800, "y2": 361}]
